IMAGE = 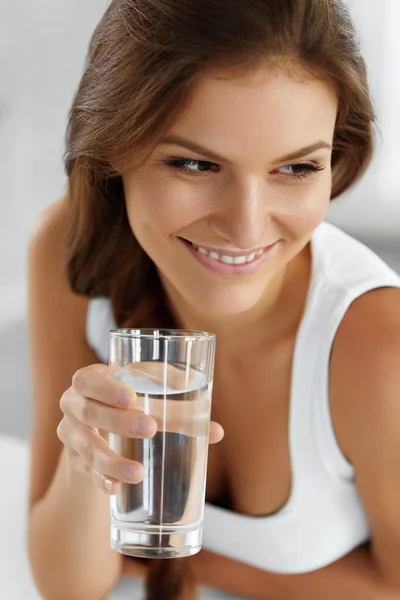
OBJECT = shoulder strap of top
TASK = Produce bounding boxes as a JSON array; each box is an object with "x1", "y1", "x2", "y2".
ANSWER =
[{"x1": 290, "y1": 222, "x2": 400, "y2": 482}]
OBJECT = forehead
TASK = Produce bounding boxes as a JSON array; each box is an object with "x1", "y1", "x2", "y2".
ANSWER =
[{"x1": 167, "y1": 65, "x2": 338, "y2": 164}]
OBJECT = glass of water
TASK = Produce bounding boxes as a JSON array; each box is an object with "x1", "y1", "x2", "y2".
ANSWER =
[{"x1": 108, "y1": 328, "x2": 216, "y2": 559}]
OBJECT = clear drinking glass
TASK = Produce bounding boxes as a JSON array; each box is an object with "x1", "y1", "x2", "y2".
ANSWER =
[{"x1": 109, "y1": 328, "x2": 216, "y2": 559}]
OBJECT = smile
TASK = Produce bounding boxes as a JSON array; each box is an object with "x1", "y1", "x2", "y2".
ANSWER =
[
  {"x1": 191, "y1": 243, "x2": 265, "y2": 265},
  {"x1": 179, "y1": 238, "x2": 278, "y2": 277}
]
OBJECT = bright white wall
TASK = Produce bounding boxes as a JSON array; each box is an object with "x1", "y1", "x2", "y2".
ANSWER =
[
  {"x1": 0, "y1": 1, "x2": 109, "y2": 289},
  {"x1": 327, "y1": 0, "x2": 400, "y2": 242},
  {"x1": 0, "y1": 0, "x2": 399, "y2": 322}
]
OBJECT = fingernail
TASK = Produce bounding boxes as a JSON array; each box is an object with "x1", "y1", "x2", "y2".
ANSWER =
[
  {"x1": 118, "y1": 392, "x2": 134, "y2": 408},
  {"x1": 103, "y1": 477, "x2": 113, "y2": 493},
  {"x1": 136, "y1": 417, "x2": 153, "y2": 436}
]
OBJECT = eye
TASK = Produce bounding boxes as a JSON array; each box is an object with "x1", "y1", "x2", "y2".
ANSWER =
[
  {"x1": 164, "y1": 158, "x2": 325, "y2": 180},
  {"x1": 275, "y1": 163, "x2": 325, "y2": 180},
  {"x1": 166, "y1": 158, "x2": 220, "y2": 175}
]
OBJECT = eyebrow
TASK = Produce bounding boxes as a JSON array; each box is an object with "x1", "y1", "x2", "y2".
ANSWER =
[{"x1": 159, "y1": 135, "x2": 332, "y2": 165}]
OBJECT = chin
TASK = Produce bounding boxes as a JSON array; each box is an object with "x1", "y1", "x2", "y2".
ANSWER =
[
  {"x1": 182, "y1": 283, "x2": 265, "y2": 319},
  {"x1": 159, "y1": 265, "x2": 275, "y2": 321}
]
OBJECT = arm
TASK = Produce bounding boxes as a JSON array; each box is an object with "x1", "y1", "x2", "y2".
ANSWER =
[
  {"x1": 328, "y1": 287, "x2": 400, "y2": 590},
  {"x1": 191, "y1": 544, "x2": 398, "y2": 599},
  {"x1": 191, "y1": 288, "x2": 400, "y2": 600},
  {"x1": 27, "y1": 200, "x2": 122, "y2": 600}
]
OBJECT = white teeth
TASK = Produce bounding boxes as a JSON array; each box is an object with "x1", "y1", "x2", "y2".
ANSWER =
[
  {"x1": 219, "y1": 255, "x2": 232, "y2": 264},
  {"x1": 191, "y1": 243, "x2": 264, "y2": 265},
  {"x1": 220, "y1": 255, "x2": 247, "y2": 265},
  {"x1": 232, "y1": 256, "x2": 248, "y2": 264}
]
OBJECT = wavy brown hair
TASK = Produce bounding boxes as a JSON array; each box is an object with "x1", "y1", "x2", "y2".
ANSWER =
[{"x1": 64, "y1": 0, "x2": 375, "y2": 597}]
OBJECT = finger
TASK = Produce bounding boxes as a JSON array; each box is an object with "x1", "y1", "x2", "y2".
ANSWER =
[
  {"x1": 71, "y1": 365, "x2": 137, "y2": 409},
  {"x1": 67, "y1": 447, "x2": 121, "y2": 495},
  {"x1": 63, "y1": 379, "x2": 214, "y2": 440},
  {"x1": 209, "y1": 421, "x2": 224, "y2": 444},
  {"x1": 62, "y1": 391, "x2": 157, "y2": 438},
  {"x1": 92, "y1": 469, "x2": 121, "y2": 496},
  {"x1": 58, "y1": 416, "x2": 145, "y2": 483}
]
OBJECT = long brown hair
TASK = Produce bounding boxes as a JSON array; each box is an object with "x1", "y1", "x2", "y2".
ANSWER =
[{"x1": 64, "y1": 0, "x2": 375, "y2": 597}]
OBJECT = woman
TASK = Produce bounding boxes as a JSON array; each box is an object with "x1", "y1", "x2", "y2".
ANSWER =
[{"x1": 27, "y1": 1, "x2": 400, "y2": 599}]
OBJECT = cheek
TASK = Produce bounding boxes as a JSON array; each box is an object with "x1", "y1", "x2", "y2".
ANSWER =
[
  {"x1": 125, "y1": 175, "x2": 210, "y2": 238},
  {"x1": 274, "y1": 178, "x2": 331, "y2": 237},
  {"x1": 123, "y1": 186, "x2": 202, "y2": 264}
]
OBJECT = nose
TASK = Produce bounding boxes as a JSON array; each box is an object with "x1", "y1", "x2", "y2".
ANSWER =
[{"x1": 210, "y1": 178, "x2": 269, "y2": 250}]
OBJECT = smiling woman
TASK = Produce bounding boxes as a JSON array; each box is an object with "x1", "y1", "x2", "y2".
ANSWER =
[
  {"x1": 26, "y1": 1, "x2": 400, "y2": 600},
  {"x1": 120, "y1": 67, "x2": 336, "y2": 318}
]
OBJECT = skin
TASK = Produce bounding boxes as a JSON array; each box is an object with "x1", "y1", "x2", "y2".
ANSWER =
[
  {"x1": 27, "y1": 63, "x2": 400, "y2": 599},
  {"x1": 122, "y1": 65, "x2": 336, "y2": 346},
  {"x1": 121, "y1": 64, "x2": 337, "y2": 519},
  {"x1": 120, "y1": 64, "x2": 400, "y2": 596}
]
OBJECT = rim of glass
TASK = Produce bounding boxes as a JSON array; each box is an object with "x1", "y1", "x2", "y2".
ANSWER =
[{"x1": 109, "y1": 328, "x2": 215, "y2": 341}]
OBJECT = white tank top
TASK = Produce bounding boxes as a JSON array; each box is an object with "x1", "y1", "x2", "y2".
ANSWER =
[{"x1": 86, "y1": 222, "x2": 400, "y2": 574}]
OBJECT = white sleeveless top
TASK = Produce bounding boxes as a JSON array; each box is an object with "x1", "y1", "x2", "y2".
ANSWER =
[{"x1": 86, "y1": 222, "x2": 400, "y2": 575}]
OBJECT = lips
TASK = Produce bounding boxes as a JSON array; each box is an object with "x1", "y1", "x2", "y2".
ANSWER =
[
  {"x1": 179, "y1": 237, "x2": 277, "y2": 277},
  {"x1": 179, "y1": 238, "x2": 266, "y2": 258}
]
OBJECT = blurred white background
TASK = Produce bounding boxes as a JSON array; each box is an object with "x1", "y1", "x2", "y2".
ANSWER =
[{"x1": 0, "y1": 1, "x2": 399, "y2": 597}]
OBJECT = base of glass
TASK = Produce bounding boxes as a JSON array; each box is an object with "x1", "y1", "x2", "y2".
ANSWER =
[{"x1": 110, "y1": 523, "x2": 202, "y2": 558}]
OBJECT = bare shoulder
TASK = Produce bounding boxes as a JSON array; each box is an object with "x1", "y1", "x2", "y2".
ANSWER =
[
  {"x1": 329, "y1": 286, "x2": 400, "y2": 464},
  {"x1": 329, "y1": 286, "x2": 400, "y2": 584},
  {"x1": 28, "y1": 196, "x2": 87, "y2": 327},
  {"x1": 30, "y1": 195, "x2": 68, "y2": 243},
  {"x1": 28, "y1": 197, "x2": 97, "y2": 508},
  {"x1": 29, "y1": 196, "x2": 69, "y2": 277},
  {"x1": 29, "y1": 196, "x2": 70, "y2": 278}
]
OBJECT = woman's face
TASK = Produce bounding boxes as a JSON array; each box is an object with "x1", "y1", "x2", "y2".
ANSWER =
[{"x1": 122, "y1": 65, "x2": 337, "y2": 318}]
